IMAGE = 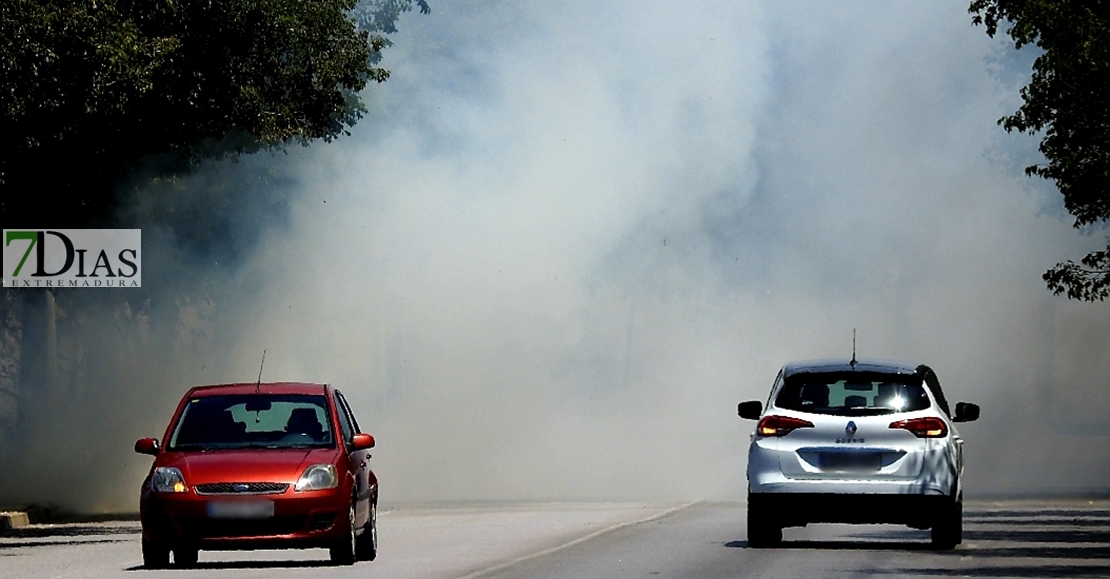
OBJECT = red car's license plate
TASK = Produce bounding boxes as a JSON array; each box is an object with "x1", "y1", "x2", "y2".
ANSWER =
[{"x1": 207, "y1": 500, "x2": 275, "y2": 519}]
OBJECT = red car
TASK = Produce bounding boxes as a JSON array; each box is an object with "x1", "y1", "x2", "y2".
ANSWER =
[{"x1": 134, "y1": 382, "x2": 378, "y2": 568}]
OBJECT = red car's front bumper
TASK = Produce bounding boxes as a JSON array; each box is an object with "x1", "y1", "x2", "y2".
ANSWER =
[{"x1": 140, "y1": 486, "x2": 349, "y2": 550}]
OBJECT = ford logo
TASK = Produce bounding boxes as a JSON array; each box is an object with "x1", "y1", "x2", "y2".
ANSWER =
[
  {"x1": 233, "y1": 484, "x2": 250, "y2": 492},
  {"x1": 845, "y1": 421, "x2": 857, "y2": 437}
]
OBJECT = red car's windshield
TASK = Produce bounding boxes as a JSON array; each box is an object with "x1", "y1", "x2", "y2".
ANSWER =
[{"x1": 167, "y1": 394, "x2": 335, "y2": 450}]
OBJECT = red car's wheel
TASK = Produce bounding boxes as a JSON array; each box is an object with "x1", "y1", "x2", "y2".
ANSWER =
[
  {"x1": 330, "y1": 498, "x2": 357, "y2": 565},
  {"x1": 142, "y1": 538, "x2": 169, "y2": 569},
  {"x1": 356, "y1": 501, "x2": 378, "y2": 561},
  {"x1": 174, "y1": 546, "x2": 198, "y2": 567}
]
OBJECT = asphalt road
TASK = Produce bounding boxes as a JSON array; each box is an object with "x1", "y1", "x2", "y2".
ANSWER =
[{"x1": 1, "y1": 500, "x2": 1107, "y2": 578}]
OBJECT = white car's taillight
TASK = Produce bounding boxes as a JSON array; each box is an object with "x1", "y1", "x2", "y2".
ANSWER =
[
  {"x1": 756, "y1": 415, "x2": 815, "y2": 437},
  {"x1": 889, "y1": 417, "x2": 947, "y2": 438}
]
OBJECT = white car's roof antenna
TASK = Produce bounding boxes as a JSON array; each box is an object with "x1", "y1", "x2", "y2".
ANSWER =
[
  {"x1": 848, "y1": 326, "x2": 856, "y2": 368},
  {"x1": 255, "y1": 349, "x2": 267, "y2": 394}
]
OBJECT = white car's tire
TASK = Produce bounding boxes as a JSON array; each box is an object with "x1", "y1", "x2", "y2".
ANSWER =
[
  {"x1": 930, "y1": 499, "x2": 962, "y2": 550},
  {"x1": 747, "y1": 501, "x2": 782, "y2": 548}
]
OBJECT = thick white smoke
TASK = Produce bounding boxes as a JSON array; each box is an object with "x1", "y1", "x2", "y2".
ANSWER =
[
  {"x1": 3, "y1": 0, "x2": 1108, "y2": 513},
  {"x1": 214, "y1": 0, "x2": 1109, "y2": 502}
]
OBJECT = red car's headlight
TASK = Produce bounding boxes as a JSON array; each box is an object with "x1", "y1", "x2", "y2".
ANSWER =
[
  {"x1": 151, "y1": 467, "x2": 188, "y2": 493},
  {"x1": 295, "y1": 464, "x2": 338, "y2": 492}
]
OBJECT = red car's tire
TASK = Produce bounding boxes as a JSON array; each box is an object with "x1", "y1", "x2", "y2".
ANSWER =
[
  {"x1": 356, "y1": 501, "x2": 378, "y2": 561},
  {"x1": 142, "y1": 538, "x2": 169, "y2": 569},
  {"x1": 173, "y1": 546, "x2": 198, "y2": 567},
  {"x1": 330, "y1": 498, "x2": 357, "y2": 565}
]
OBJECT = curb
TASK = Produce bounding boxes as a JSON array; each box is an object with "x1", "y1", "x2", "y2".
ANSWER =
[{"x1": 0, "y1": 511, "x2": 30, "y2": 531}]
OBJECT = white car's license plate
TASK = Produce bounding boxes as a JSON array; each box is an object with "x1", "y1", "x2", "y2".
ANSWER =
[
  {"x1": 207, "y1": 500, "x2": 275, "y2": 519},
  {"x1": 820, "y1": 452, "x2": 881, "y2": 471}
]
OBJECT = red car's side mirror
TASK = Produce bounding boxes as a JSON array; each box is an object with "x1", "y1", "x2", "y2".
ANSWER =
[
  {"x1": 351, "y1": 433, "x2": 375, "y2": 451},
  {"x1": 135, "y1": 438, "x2": 159, "y2": 455}
]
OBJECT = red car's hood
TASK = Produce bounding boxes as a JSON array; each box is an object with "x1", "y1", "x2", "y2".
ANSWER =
[{"x1": 159, "y1": 448, "x2": 339, "y2": 485}]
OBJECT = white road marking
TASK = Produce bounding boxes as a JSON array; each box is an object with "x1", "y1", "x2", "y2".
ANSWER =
[{"x1": 456, "y1": 502, "x2": 696, "y2": 579}]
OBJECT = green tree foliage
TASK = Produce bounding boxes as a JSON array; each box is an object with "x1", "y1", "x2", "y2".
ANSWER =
[
  {"x1": 970, "y1": 1, "x2": 1110, "y2": 300},
  {"x1": 0, "y1": 0, "x2": 429, "y2": 226}
]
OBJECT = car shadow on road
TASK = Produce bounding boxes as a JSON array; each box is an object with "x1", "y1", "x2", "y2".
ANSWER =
[
  {"x1": 724, "y1": 539, "x2": 936, "y2": 551},
  {"x1": 964, "y1": 509, "x2": 1110, "y2": 520},
  {"x1": 124, "y1": 559, "x2": 340, "y2": 571},
  {"x1": 1, "y1": 538, "x2": 131, "y2": 550},
  {"x1": 852, "y1": 527, "x2": 1110, "y2": 544},
  {"x1": 718, "y1": 502, "x2": 1110, "y2": 578},
  {"x1": 722, "y1": 506, "x2": 1110, "y2": 559},
  {"x1": 0, "y1": 523, "x2": 140, "y2": 551},
  {"x1": 0, "y1": 524, "x2": 140, "y2": 539},
  {"x1": 867, "y1": 564, "x2": 1110, "y2": 578}
]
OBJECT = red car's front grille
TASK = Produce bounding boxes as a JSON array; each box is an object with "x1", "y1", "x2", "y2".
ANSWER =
[
  {"x1": 178, "y1": 515, "x2": 306, "y2": 538},
  {"x1": 194, "y1": 482, "x2": 289, "y2": 495}
]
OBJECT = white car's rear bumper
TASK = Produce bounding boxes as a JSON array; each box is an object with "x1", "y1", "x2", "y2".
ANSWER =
[{"x1": 749, "y1": 473, "x2": 951, "y2": 496}]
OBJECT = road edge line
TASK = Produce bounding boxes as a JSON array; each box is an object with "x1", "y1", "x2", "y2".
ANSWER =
[{"x1": 456, "y1": 502, "x2": 698, "y2": 579}]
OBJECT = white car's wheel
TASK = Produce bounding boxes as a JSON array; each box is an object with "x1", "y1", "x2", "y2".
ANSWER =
[
  {"x1": 930, "y1": 499, "x2": 962, "y2": 550},
  {"x1": 747, "y1": 499, "x2": 782, "y2": 548}
]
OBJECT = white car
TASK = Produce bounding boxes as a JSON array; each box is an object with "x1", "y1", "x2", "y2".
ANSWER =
[{"x1": 737, "y1": 358, "x2": 979, "y2": 549}]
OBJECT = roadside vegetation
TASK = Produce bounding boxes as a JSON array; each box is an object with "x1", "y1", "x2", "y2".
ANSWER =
[{"x1": 970, "y1": 1, "x2": 1110, "y2": 300}]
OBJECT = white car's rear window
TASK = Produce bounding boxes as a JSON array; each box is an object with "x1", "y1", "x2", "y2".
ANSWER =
[{"x1": 776, "y1": 372, "x2": 931, "y2": 416}]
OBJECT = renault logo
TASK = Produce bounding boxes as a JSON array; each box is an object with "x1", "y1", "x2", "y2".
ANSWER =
[{"x1": 845, "y1": 421, "x2": 857, "y2": 437}]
